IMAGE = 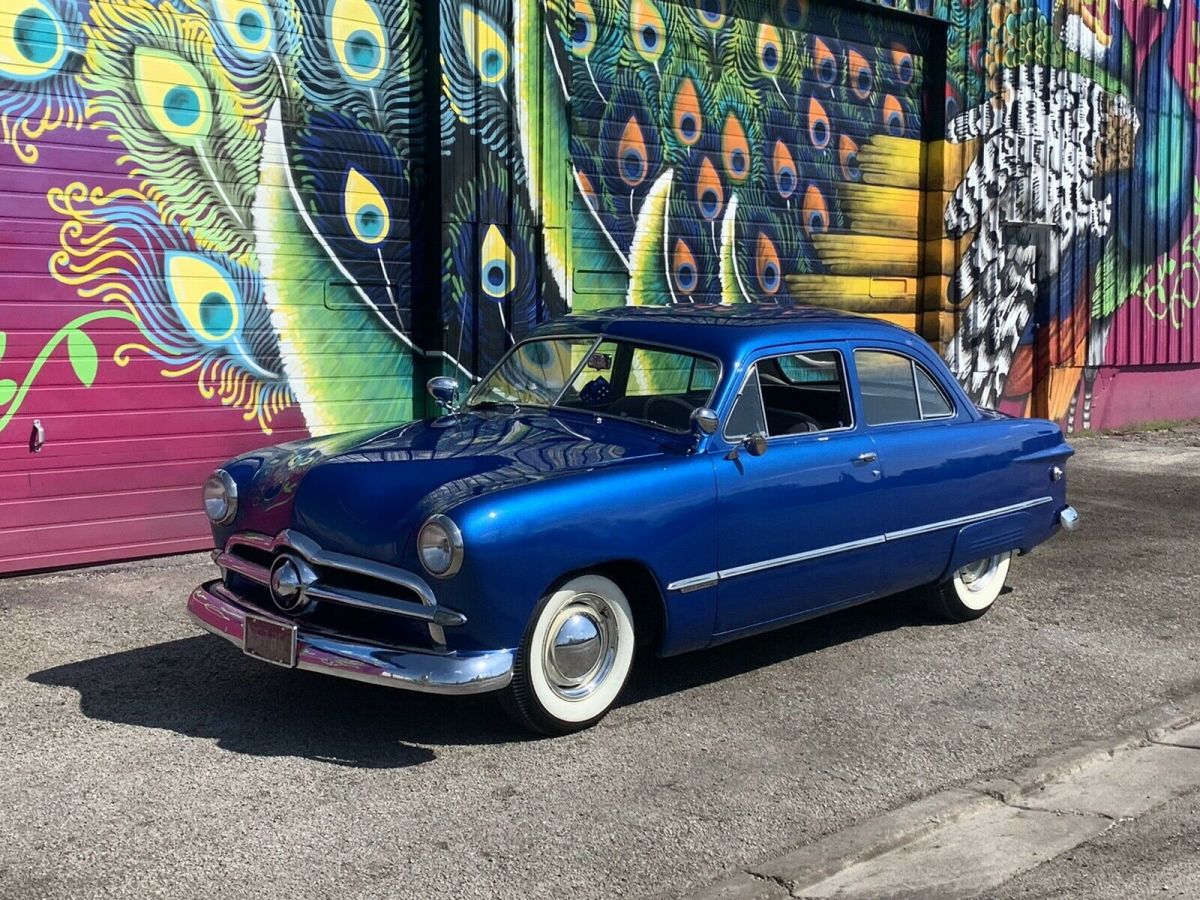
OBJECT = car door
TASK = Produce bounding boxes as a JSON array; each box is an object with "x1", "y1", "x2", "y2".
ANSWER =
[
  {"x1": 712, "y1": 346, "x2": 885, "y2": 638},
  {"x1": 848, "y1": 345, "x2": 969, "y2": 596}
]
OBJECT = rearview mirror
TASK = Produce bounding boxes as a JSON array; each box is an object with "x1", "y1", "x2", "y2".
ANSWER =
[
  {"x1": 426, "y1": 376, "x2": 461, "y2": 414},
  {"x1": 690, "y1": 407, "x2": 719, "y2": 436}
]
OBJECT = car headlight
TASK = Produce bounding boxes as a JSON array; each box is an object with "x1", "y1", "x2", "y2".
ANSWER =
[
  {"x1": 203, "y1": 470, "x2": 238, "y2": 525},
  {"x1": 417, "y1": 515, "x2": 464, "y2": 578}
]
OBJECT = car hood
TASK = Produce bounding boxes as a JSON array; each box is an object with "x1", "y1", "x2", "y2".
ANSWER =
[{"x1": 225, "y1": 409, "x2": 679, "y2": 558}]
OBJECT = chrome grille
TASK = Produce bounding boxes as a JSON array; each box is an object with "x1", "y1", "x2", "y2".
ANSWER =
[{"x1": 218, "y1": 530, "x2": 465, "y2": 647}]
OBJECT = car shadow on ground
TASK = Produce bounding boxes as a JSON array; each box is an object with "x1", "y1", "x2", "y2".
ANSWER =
[
  {"x1": 27, "y1": 591, "x2": 954, "y2": 767},
  {"x1": 27, "y1": 635, "x2": 508, "y2": 768},
  {"x1": 623, "y1": 589, "x2": 951, "y2": 708}
]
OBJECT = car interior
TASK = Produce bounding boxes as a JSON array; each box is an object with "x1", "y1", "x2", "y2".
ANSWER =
[
  {"x1": 757, "y1": 353, "x2": 852, "y2": 435},
  {"x1": 557, "y1": 344, "x2": 718, "y2": 432},
  {"x1": 560, "y1": 346, "x2": 868, "y2": 436},
  {"x1": 604, "y1": 390, "x2": 715, "y2": 431}
]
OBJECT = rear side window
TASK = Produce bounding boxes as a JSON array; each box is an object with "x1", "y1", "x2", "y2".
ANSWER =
[{"x1": 855, "y1": 350, "x2": 955, "y2": 425}]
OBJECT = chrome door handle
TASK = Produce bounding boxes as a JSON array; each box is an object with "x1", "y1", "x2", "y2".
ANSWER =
[{"x1": 854, "y1": 451, "x2": 877, "y2": 463}]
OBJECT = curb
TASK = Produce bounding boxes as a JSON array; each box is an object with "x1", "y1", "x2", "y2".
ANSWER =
[{"x1": 688, "y1": 688, "x2": 1200, "y2": 899}]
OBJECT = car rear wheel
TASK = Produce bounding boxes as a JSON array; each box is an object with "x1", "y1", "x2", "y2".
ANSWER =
[
  {"x1": 927, "y1": 552, "x2": 1012, "y2": 622},
  {"x1": 500, "y1": 574, "x2": 636, "y2": 735}
]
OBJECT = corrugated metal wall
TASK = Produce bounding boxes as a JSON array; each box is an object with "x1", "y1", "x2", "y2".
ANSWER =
[{"x1": 937, "y1": 0, "x2": 1200, "y2": 428}]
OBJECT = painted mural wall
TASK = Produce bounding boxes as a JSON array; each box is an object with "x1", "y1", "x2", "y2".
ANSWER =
[{"x1": 0, "y1": 0, "x2": 1198, "y2": 570}]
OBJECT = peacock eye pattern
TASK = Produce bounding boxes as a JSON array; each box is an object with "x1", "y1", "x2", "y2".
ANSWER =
[
  {"x1": 4, "y1": 0, "x2": 939, "y2": 438},
  {"x1": 328, "y1": 0, "x2": 389, "y2": 84},
  {"x1": 559, "y1": 0, "x2": 929, "y2": 316},
  {"x1": 0, "y1": 0, "x2": 86, "y2": 165},
  {"x1": 211, "y1": 0, "x2": 274, "y2": 59},
  {"x1": 443, "y1": 158, "x2": 541, "y2": 373},
  {"x1": 1, "y1": 0, "x2": 70, "y2": 81}
]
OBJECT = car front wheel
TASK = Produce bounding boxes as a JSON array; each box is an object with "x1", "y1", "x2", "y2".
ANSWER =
[
  {"x1": 927, "y1": 552, "x2": 1012, "y2": 622},
  {"x1": 500, "y1": 574, "x2": 636, "y2": 735}
]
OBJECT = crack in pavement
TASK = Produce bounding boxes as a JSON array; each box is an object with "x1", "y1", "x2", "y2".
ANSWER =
[{"x1": 691, "y1": 700, "x2": 1200, "y2": 900}]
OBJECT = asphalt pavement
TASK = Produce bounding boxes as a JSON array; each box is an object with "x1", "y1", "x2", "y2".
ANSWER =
[{"x1": 1, "y1": 425, "x2": 1198, "y2": 900}]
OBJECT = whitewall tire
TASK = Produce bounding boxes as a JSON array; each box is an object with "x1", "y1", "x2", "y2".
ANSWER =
[
  {"x1": 501, "y1": 574, "x2": 636, "y2": 735},
  {"x1": 928, "y1": 552, "x2": 1012, "y2": 622}
]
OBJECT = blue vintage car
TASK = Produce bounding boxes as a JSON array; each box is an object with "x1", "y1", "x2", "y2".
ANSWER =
[{"x1": 189, "y1": 306, "x2": 1078, "y2": 733}]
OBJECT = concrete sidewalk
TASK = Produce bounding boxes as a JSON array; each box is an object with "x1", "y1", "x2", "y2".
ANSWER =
[{"x1": 692, "y1": 702, "x2": 1200, "y2": 899}]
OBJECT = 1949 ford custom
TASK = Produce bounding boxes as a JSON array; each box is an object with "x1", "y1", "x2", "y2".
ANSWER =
[{"x1": 189, "y1": 306, "x2": 1078, "y2": 734}]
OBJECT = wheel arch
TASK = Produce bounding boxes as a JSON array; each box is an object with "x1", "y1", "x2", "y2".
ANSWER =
[
  {"x1": 940, "y1": 511, "x2": 1034, "y2": 581},
  {"x1": 545, "y1": 559, "x2": 669, "y2": 658}
]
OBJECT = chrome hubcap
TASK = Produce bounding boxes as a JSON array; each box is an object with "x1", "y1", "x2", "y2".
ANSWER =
[
  {"x1": 958, "y1": 555, "x2": 1000, "y2": 591},
  {"x1": 542, "y1": 594, "x2": 617, "y2": 701},
  {"x1": 552, "y1": 613, "x2": 603, "y2": 680}
]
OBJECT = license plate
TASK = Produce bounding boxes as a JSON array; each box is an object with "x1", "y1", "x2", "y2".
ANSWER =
[{"x1": 243, "y1": 614, "x2": 298, "y2": 668}]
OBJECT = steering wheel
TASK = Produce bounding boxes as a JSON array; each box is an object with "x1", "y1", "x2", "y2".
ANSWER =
[
  {"x1": 643, "y1": 395, "x2": 697, "y2": 428},
  {"x1": 784, "y1": 412, "x2": 822, "y2": 434}
]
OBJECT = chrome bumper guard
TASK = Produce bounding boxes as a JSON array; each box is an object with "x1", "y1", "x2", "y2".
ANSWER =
[
  {"x1": 1059, "y1": 505, "x2": 1080, "y2": 532},
  {"x1": 188, "y1": 581, "x2": 514, "y2": 695}
]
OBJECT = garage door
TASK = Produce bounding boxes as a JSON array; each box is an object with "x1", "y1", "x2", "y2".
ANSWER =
[
  {"x1": 568, "y1": 0, "x2": 934, "y2": 322},
  {"x1": 0, "y1": 0, "x2": 421, "y2": 573}
]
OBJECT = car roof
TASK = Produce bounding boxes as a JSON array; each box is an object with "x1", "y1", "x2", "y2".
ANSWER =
[{"x1": 533, "y1": 305, "x2": 923, "y2": 361}]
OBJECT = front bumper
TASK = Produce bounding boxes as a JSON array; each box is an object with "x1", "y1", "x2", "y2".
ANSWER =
[{"x1": 188, "y1": 581, "x2": 514, "y2": 695}]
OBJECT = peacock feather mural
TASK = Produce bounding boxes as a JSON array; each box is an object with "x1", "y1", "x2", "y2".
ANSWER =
[
  {"x1": 1, "y1": 0, "x2": 1200, "y2": 567},
  {"x1": 0, "y1": 0, "x2": 435, "y2": 437}
]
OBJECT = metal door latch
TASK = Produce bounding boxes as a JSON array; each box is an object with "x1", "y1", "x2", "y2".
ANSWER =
[{"x1": 30, "y1": 419, "x2": 45, "y2": 453}]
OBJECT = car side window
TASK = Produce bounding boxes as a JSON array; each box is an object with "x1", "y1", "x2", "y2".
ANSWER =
[
  {"x1": 758, "y1": 351, "x2": 852, "y2": 435},
  {"x1": 724, "y1": 367, "x2": 767, "y2": 439},
  {"x1": 855, "y1": 349, "x2": 955, "y2": 425}
]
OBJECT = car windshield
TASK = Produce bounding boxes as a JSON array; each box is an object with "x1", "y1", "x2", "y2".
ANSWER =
[{"x1": 467, "y1": 337, "x2": 720, "y2": 433}]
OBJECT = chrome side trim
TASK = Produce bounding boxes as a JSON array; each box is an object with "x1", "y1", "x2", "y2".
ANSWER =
[
  {"x1": 882, "y1": 496, "x2": 1053, "y2": 541},
  {"x1": 717, "y1": 535, "x2": 887, "y2": 580},
  {"x1": 666, "y1": 496, "x2": 1055, "y2": 591},
  {"x1": 666, "y1": 573, "x2": 719, "y2": 593}
]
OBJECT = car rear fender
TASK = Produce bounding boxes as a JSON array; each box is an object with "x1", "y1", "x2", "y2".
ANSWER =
[{"x1": 941, "y1": 511, "x2": 1039, "y2": 581}]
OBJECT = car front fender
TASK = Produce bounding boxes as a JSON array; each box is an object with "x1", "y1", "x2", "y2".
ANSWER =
[{"x1": 428, "y1": 454, "x2": 719, "y2": 655}]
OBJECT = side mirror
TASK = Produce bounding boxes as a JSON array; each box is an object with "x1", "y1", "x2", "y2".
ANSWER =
[
  {"x1": 426, "y1": 376, "x2": 461, "y2": 414},
  {"x1": 690, "y1": 407, "x2": 719, "y2": 436},
  {"x1": 744, "y1": 432, "x2": 768, "y2": 457}
]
